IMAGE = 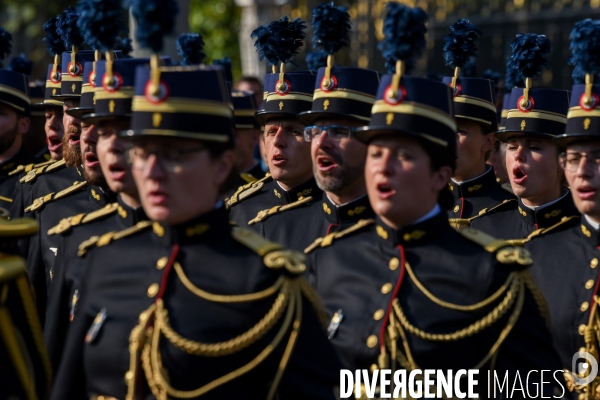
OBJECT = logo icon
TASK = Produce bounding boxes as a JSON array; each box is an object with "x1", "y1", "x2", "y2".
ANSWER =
[{"x1": 572, "y1": 351, "x2": 598, "y2": 385}]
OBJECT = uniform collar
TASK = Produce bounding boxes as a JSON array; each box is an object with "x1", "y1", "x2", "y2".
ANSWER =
[
  {"x1": 116, "y1": 195, "x2": 147, "y2": 226},
  {"x1": 0, "y1": 146, "x2": 34, "y2": 175},
  {"x1": 272, "y1": 177, "x2": 320, "y2": 203},
  {"x1": 449, "y1": 165, "x2": 497, "y2": 198},
  {"x1": 87, "y1": 185, "x2": 117, "y2": 207},
  {"x1": 320, "y1": 194, "x2": 374, "y2": 225},
  {"x1": 152, "y1": 204, "x2": 231, "y2": 246},
  {"x1": 516, "y1": 190, "x2": 578, "y2": 229},
  {"x1": 375, "y1": 206, "x2": 451, "y2": 247},
  {"x1": 580, "y1": 215, "x2": 600, "y2": 247}
]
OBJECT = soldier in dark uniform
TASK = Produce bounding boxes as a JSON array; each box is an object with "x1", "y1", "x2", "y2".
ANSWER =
[
  {"x1": 44, "y1": 56, "x2": 151, "y2": 371},
  {"x1": 306, "y1": 6, "x2": 562, "y2": 396},
  {"x1": 227, "y1": 19, "x2": 321, "y2": 229},
  {"x1": 254, "y1": 8, "x2": 379, "y2": 251},
  {"x1": 50, "y1": 19, "x2": 341, "y2": 397},
  {"x1": 231, "y1": 89, "x2": 265, "y2": 186},
  {"x1": 0, "y1": 217, "x2": 52, "y2": 400},
  {"x1": 440, "y1": 20, "x2": 514, "y2": 221},
  {"x1": 526, "y1": 20, "x2": 600, "y2": 399},
  {"x1": 468, "y1": 34, "x2": 578, "y2": 240}
]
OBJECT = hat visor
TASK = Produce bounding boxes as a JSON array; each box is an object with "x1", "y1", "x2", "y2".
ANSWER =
[
  {"x1": 555, "y1": 133, "x2": 600, "y2": 148},
  {"x1": 32, "y1": 100, "x2": 64, "y2": 108},
  {"x1": 119, "y1": 129, "x2": 230, "y2": 143},
  {"x1": 354, "y1": 125, "x2": 450, "y2": 150},
  {"x1": 297, "y1": 110, "x2": 370, "y2": 126},
  {"x1": 254, "y1": 111, "x2": 298, "y2": 127},
  {"x1": 495, "y1": 129, "x2": 555, "y2": 143},
  {"x1": 52, "y1": 93, "x2": 81, "y2": 100},
  {"x1": 66, "y1": 106, "x2": 94, "y2": 119},
  {"x1": 81, "y1": 112, "x2": 131, "y2": 125}
]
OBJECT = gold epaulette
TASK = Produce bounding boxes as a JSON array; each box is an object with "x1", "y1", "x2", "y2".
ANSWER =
[
  {"x1": 501, "y1": 181, "x2": 514, "y2": 195},
  {"x1": 226, "y1": 173, "x2": 272, "y2": 209},
  {"x1": 240, "y1": 172, "x2": 258, "y2": 184},
  {"x1": 24, "y1": 180, "x2": 88, "y2": 213},
  {"x1": 459, "y1": 227, "x2": 533, "y2": 267},
  {"x1": 304, "y1": 219, "x2": 375, "y2": 254},
  {"x1": 248, "y1": 196, "x2": 313, "y2": 225},
  {"x1": 232, "y1": 226, "x2": 306, "y2": 275},
  {"x1": 19, "y1": 158, "x2": 66, "y2": 184},
  {"x1": 78, "y1": 220, "x2": 152, "y2": 257},
  {"x1": 506, "y1": 215, "x2": 580, "y2": 246},
  {"x1": 47, "y1": 203, "x2": 120, "y2": 236},
  {"x1": 0, "y1": 253, "x2": 27, "y2": 282},
  {"x1": 449, "y1": 198, "x2": 517, "y2": 230},
  {"x1": 9, "y1": 159, "x2": 55, "y2": 176}
]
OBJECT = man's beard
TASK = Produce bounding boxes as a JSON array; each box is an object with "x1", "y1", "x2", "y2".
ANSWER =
[
  {"x1": 0, "y1": 123, "x2": 19, "y2": 155},
  {"x1": 83, "y1": 167, "x2": 107, "y2": 188},
  {"x1": 62, "y1": 125, "x2": 82, "y2": 167},
  {"x1": 313, "y1": 150, "x2": 365, "y2": 193}
]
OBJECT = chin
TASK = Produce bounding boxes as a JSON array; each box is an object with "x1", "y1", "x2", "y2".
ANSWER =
[
  {"x1": 107, "y1": 181, "x2": 124, "y2": 193},
  {"x1": 145, "y1": 206, "x2": 171, "y2": 223}
]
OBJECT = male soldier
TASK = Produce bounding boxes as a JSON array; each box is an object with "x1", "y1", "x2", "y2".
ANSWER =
[
  {"x1": 0, "y1": 217, "x2": 52, "y2": 400},
  {"x1": 467, "y1": 34, "x2": 578, "y2": 239},
  {"x1": 231, "y1": 90, "x2": 264, "y2": 185},
  {"x1": 255, "y1": 60, "x2": 379, "y2": 251}
]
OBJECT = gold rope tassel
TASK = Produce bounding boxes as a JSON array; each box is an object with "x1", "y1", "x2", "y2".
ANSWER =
[
  {"x1": 451, "y1": 66, "x2": 460, "y2": 91},
  {"x1": 149, "y1": 53, "x2": 161, "y2": 97},
  {"x1": 69, "y1": 45, "x2": 78, "y2": 75},
  {"x1": 125, "y1": 304, "x2": 156, "y2": 400},
  {"x1": 323, "y1": 54, "x2": 334, "y2": 89},
  {"x1": 583, "y1": 296, "x2": 600, "y2": 399},
  {"x1": 277, "y1": 62, "x2": 286, "y2": 92},
  {"x1": 91, "y1": 49, "x2": 101, "y2": 85},
  {"x1": 521, "y1": 77, "x2": 533, "y2": 108},
  {"x1": 51, "y1": 54, "x2": 60, "y2": 81},
  {"x1": 585, "y1": 73, "x2": 595, "y2": 108},
  {"x1": 390, "y1": 60, "x2": 404, "y2": 99},
  {"x1": 103, "y1": 51, "x2": 115, "y2": 88}
]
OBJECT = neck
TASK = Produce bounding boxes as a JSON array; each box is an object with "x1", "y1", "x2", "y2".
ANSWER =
[
  {"x1": 119, "y1": 192, "x2": 141, "y2": 209},
  {"x1": 586, "y1": 214, "x2": 600, "y2": 228},
  {"x1": 326, "y1": 178, "x2": 367, "y2": 206},
  {"x1": 0, "y1": 138, "x2": 22, "y2": 164},
  {"x1": 277, "y1": 174, "x2": 312, "y2": 191},
  {"x1": 453, "y1": 162, "x2": 486, "y2": 183},
  {"x1": 380, "y1": 199, "x2": 438, "y2": 230},
  {"x1": 521, "y1": 185, "x2": 563, "y2": 208}
]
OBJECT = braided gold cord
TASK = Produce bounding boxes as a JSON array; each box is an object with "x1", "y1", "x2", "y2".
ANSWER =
[
  {"x1": 125, "y1": 304, "x2": 156, "y2": 400},
  {"x1": 404, "y1": 261, "x2": 516, "y2": 311},
  {"x1": 146, "y1": 283, "x2": 299, "y2": 399},
  {"x1": 156, "y1": 280, "x2": 290, "y2": 357},
  {"x1": 298, "y1": 278, "x2": 329, "y2": 328},
  {"x1": 173, "y1": 261, "x2": 285, "y2": 303},
  {"x1": 392, "y1": 273, "x2": 520, "y2": 342},
  {"x1": 521, "y1": 270, "x2": 552, "y2": 329}
]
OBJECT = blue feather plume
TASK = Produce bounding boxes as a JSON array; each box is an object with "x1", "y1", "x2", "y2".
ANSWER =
[
  {"x1": 251, "y1": 16, "x2": 306, "y2": 66},
  {"x1": 43, "y1": 16, "x2": 66, "y2": 56},
  {"x1": 8, "y1": 54, "x2": 32, "y2": 76},
  {"x1": 76, "y1": 0, "x2": 125, "y2": 52},
  {"x1": 177, "y1": 33, "x2": 206, "y2": 65},
  {"x1": 508, "y1": 33, "x2": 551, "y2": 79},
  {"x1": 569, "y1": 19, "x2": 600, "y2": 82},
  {"x1": 213, "y1": 58, "x2": 232, "y2": 82},
  {"x1": 482, "y1": 69, "x2": 502, "y2": 85},
  {"x1": 306, "y1": 50, "x2": 328, "y2": 70},
  {"x1": 114, "y1": 37, "x2": 133, "y2": 57},
  {"x1": 312, "y1": 2, "x2": 351, "y2": 55},
  {"x1": 128, "y1": 0, "x2": 179, "y2": 53},
  {"x1": 56, "y1": 7, "x2": 85, "y2": 49},
  {"x1": 378, "y1": 3, "x2": 427, "y2": 74},
  {"x1": 461, "y1": 57, "x2": 477, "y2": 77},
  {"x1": 0, "y1": 27, "x2": 11, "y2": 62},
  {"x1": 443, "y1": 19, "x2": 482, "y2": 69},
  {"x1": 503, "y1": 55, "x2": 523, "y2": 92}
]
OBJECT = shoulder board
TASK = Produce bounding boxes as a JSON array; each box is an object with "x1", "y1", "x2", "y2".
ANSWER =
[
  {"x1": 305, "y1": 219, "x2": 375, "y2": 254},
  {"x1": 0, "y1": 253, "x2": 27, "y2": 283},
  {"x1": 248, "y1": 196, "x2": 313, "y2": 225},
  {"x1": 240, "y1": 172, "x2": 258, "y2": 184},
  {"x1": 78, "y1": 220, "x2": 152, "y2": 257},
  {"x1": 501, "y1": 181, "x2": 514, "y2": 195},
  {"x1": 226, "y1": 173, "x2": 272, "y2": 209},
  {"x1": 448, "y1": 198, "x2": 517, "y2": 230},
  {"x1": 459, "y1": 227, "x2": 533, "y2": 267},
  {"x1": 24, "y1": 180, "x2": 87, "y2": 213},
  {"x1": 9, "y1": 159, "x2": 56, "y2": 176},
  {"x1": 19, "y1": 159, "x2": 66, "y2": 183},
  {"x1": 47, "y1": 203, "x2": 119, "y2": 236},
  {"x1": 231, "y1": 226, "x2": 306, "y2": 275},
  {"x1": 506, "y1": 215, "x2": 581, "y2": 246}
]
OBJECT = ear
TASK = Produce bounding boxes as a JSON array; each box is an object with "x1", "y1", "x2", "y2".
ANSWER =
[
  {"x1": 250, "y1": 128, "x2": 262, "y2": 145},
  {"x1": 482, "y1": 132, "x2": 495, "y2": 155},
  {"x1": 17, "y1": 116, "x2": 30, "y2": 135},
  {"x1": 214, "y1": 149, "x2": 235, "y2": 186},
  {"x1": 431, "y1": 165, "x2": 453, "y2": 192}
]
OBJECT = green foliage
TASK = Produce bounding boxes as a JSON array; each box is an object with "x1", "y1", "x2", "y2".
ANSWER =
[{"x1": 189, "y1": 0, "x2": 241, "y2": 81}]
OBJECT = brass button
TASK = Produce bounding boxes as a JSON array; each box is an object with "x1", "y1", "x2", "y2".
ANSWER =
[
  {"x1": 579, "y1": 324, "x2": 587, "y2": 335},
  {"x1": 453, "y1": 205, "x2": 460, "y2": 213},
  {"x1": 373, "y1": 309, "x2": 385, "y2": 321},
  {"x1": 581, "y1": 301, "x2": 590, "y2": 312},
  {"x1": 124, "y1": 370, "x2": 134, "y2": 384},
  {"x1": 381, "y1": 283, "x2": 393, "y2": 294},
  {"x1": 585, "y1": 279, "x2": 595, "y2": 290},
  {"x1": 389, "y1": 257, "x2": 399, "y2": 271},
  {"x1": 366, "y1": 335, "x2": 378, "y2": 348},
  {"x1": 592, "y1": 258, "x2": 599, "y2": 269},
  {"x1": 156, "y1": 257, "x2": 168, "y2": 270},
  {"x1": 370, "y1": 364, "x2": 378, "y2": 373},
  {"x1": 147, "y1": 283, "x2": 159, "y2": 298}
]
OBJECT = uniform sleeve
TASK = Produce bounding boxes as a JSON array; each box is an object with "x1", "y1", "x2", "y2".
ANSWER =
[{"x1": 26, "y1": 213, "x2": 47, "y2": 321}]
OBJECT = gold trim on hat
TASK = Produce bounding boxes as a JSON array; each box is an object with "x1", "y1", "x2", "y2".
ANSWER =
[
  {"x1": 567, "y1": 107, "x2": 600, "y2": 119},
  {"x1": 420, "y1": 133, "x2": 449, "y2": 147},
  {"x1": 235, "y1": 124, "x2": 256, "y2": 129},
  {"x1": 61, "y1": 75, "x2": 83, "y2": 82},
  {"x1": 42, "y1": 99, "x2": 64, "y2": 106},
  {"x1": 95, "y1": 89, "x2": 135, "y2": 100},
  {"x1": 132, "y1": 96, "x2": 233, "y2": 118},
  {"x1": 45, "y1": 81, "x2": 61, "y2": 89},
  {"x1": 314, "y1": 88, "x2": 376, "y2": 104},
  {"x1": 124, "y1": 129, "x2": 230, "y2": 142},
  {"x1": 507, "y1": 109, "x2": 567, "y2": 124},
  {"x1": 455, "y1": 115, "x2": 492, "y2": 126},
  {"x1": 501, "y1": 110, "x2": 509, "y2": 118},
  {"x1": 234, "y1": 110, "x2": 257, "y2": 117},
  {"x1": 372, "y1": 100, "x2": 457, "y2": 132},
  {"x1": 265, "y1": 93, "x2": 313, "y2": 103},
  {"x1": 80, "y1": 84, "x2": 95, "y2": 95},
  {"x1": 0, "y1": 83, "x2": 31, "y2": 105},
  {"x1": 453, "y1": 94, "x2": 497, "y2": 112}
]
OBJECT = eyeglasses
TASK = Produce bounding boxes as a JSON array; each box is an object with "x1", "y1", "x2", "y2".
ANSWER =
[
  {"x1": 129, "y1": 145, "x2": 206, "y2": 173},
  {"x1": 303, "y1": 125, "x2": 355, "y2": 142},
  {"x1": 559, "y1": 150, "x2": 600, "y2": 172}
]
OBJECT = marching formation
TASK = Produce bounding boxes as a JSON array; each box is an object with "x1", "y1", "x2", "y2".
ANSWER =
[{"x1": 1, "y1": 0, "x2": 599, "y2": 399}]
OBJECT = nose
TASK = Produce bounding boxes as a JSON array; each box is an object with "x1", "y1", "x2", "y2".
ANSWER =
[
  {"x1": 272, "y1": 126, "x2": 286, "y2": 148},
  {"x1": 576, "y1": 155, "x2": 595, "y2": 178},
  {"x1": 511, "y1": 144, "x2": 526, "y2": 163},
  {"x1": 144, "y1": 153, "x2": 166, "y2": 179},
  {"x1": 314, "y1": 127, "x2": 333, "y2": 149},
  {"x1": 80, "y1": 125, "x2": 98, "y2": 145}
]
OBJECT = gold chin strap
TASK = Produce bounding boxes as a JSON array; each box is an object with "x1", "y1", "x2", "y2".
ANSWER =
[
  {"x1": 585, "y1": 73, "x2": 595, "y2": 107},
  {"x1": 149, "y1": 53, "x2": 161, "y2": 97},
  {"x1": 103, "y1": 51, "x2": 115, "y2": 88},
  {"x1": 322, "y1": 54, "x2": 334, "y2": 89},
  {"x1": 450, "y1": 66, "x2": 460, "y2": 91},
  {"x1": 521, "y1": 77, "x2": 533, "y2": 108},
  {"x1": 51, "y1": 54, "x2": 60, "y2": 81},
  {"x1": 277, "y1": 62, "x2": 286, "y2": 92},
  {"x1": 69, "y1": 45, "x2": 78, "y2": 75},
  {"x1": 390, "y1": 60, "x2": 405, "y2": 99}
]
